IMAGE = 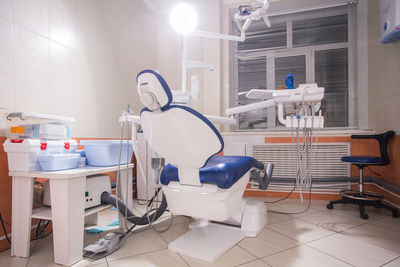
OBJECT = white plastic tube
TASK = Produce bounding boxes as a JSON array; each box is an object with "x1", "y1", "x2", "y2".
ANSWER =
[
  {"x1": 181, "y1": 36, "x2": 188, "y2": 93},
  {"x1": 191, "y1": 30, "x2": 245, "y2": 42},
  {"x1": 277, "y1": 104, "x2": 286, "y2": 126},
  {"x1": 226, "y1": 99, "x2": 275, "y2": 116},
  {"x1": 205, "y1": 115, "x2": 237, "y2": 125}
]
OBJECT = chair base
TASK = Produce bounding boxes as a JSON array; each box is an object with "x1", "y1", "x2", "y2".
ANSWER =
[
  {"x1": 341, "y1": 189, "x2": 383, "y2": 201},
  {"x1": 327, "y1": 191, "x2": 399, "y2": 220},
  {"x1": 169, "y1": 223, "x2": 245, "y2": 262},
  {"x1": 168, "y1": 199, "x2": 267, "y2": 262}
]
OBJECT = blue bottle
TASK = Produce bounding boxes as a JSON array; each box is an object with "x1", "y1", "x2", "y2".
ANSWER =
[{"x1": 285, "y1": 73, "x2": 294, "y2": 89}]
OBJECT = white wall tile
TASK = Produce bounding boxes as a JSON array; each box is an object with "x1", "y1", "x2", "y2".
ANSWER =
[
  {"x1": 13, "y1": 24, "x2": 49, "y2": 85},
  {"x1": 0, "y1": 17, "x2": 13, "y2": 78},
  {"x1": 0, "y1": 76, "x2": 14, "y2": 111},
  {"x1": 50, "y1": 41, "x2": 79, "y2": 117},
  {"x1": 12, "y1": 0, "x2": 49, "y2": 37},
  {"x1": 0, "y1": 0, "x2": 12, "y2": 20},
  {"x1": 1, "y1": 0, "x2": 156, "y2": 138},
  {"x1": 15, "y1": 80, "x2": 51, "y2": 113},
  {"x1": 49, "y1": 0, "x2": 76, "y2": 49}
]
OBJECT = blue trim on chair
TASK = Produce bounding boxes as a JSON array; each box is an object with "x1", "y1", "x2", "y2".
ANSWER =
[
  {"x1": 140, "y1": 107, "x2": 150, "y2": 115},
  {"x1": 136, "y1": 69, "x2": 173, "y2": 108},
  {"x1": 341, "y1": 156, "x2": 383, "y2": 164},
  {"x1": 161, "y1": 155, "x2": 258, "y2": 189},
  {"x1": 163, "y1": 105, "x2": 224, "y2": 157}
]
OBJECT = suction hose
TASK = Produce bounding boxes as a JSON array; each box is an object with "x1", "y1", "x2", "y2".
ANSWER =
[{"x1": 101, "y1": 191, "x2": 168, "y2": 225}]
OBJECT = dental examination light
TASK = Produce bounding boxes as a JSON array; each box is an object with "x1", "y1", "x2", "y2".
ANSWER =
[
  {"x1": 170, "y1": 0, "x2": 272, "y2": 126},
  {"x1": 170, "y1": 3, "x2": 198, "y2": 34}
]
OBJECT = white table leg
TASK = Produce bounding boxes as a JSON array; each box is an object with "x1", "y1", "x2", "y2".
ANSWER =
[
  {"x1": 50, "y1": 177, "x2": 86, "y2": 266},
  {"x1": 11, "y1": 176, "x2": 34, "y2": 257},
  {"x1": 117, "y1": 168, "x2": 133, "y2": 231}
]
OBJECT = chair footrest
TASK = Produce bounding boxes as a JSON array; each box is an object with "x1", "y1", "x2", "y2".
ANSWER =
[
  {"x1": 168, "y1": 223, "x2": 245, "y2": 262},
  {"x1": 340, "y1": 190, "x2": 383, "y2": 201}
]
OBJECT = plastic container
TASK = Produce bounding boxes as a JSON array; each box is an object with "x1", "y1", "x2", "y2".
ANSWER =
[
  {"x1": 37, "y1": 153, "x2": 80, "y2": 171},
  {"x1": 76, "y1": 150, "x2": 88, "y2": 166},
  {"x1": 78, "y1": 157, "x2": 87, "y2": 168},
  {"x1": 285, "y1": 73, "x2": 294, "y2": 89},
  {"x1": 3, "y1": 139, "x2": 78, "y2": 171},
  {"x1": 80, "y1": 140, "x2": 133, "y2": 167},
  {"x1": 39, "y1": 124, "x2": 68, "y2": 140},
  {"x1": 10, "y1": 125, "x2": 39, "y2": 139}
]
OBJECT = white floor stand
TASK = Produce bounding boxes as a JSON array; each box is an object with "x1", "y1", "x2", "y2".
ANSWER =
[{"x1": 168, "y1": 223, "x2": 245, "y2": 262}]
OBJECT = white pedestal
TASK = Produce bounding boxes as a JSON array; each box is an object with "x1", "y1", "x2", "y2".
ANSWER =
[{"x1": 169, "y1": 223, "x2": 245, "y2": 262}]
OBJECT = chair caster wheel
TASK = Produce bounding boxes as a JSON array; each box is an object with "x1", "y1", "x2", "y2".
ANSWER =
[
  {"x1": 360, "y1": 213, "x2": 369, "y2": 220},
  {"x1": 327, "y1": 203, "x2": 333, "y2": 209},
  {"x1": 392, "y1": 210, "x2": 399, "y2": 218}
]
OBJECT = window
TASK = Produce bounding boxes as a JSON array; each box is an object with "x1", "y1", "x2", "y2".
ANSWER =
[{"x1": 230, "y1": 5, "x2": 356, "y2": 129}]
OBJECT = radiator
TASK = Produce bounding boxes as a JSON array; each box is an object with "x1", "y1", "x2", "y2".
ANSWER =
[{"x1": 251, "y1": 143, "x2": 351, "y2": 192}]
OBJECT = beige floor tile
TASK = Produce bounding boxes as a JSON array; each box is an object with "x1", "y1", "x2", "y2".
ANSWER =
[
  {"x1": 309, "y1": 199, "x2": 332, "y2": 211},
  {"x1": 156, "y1": 214, "x2": 190, "y2": 226},
  {"x1": 27, "y1": 236, "x2": 60, "y2": 267},
  {"x1": 264, "y1": 198, "x2": 301, "y2": 207},
  {"x1": 262, "y1": 244, "x2": 351, "y2": 267},
  {"x1": 180, "y1": 245, "x2": 256, "y2": 267},
  {"x1": 0, "y1": 249, "x2": 29, "y2": 267},
  {"x1": 159, "y1": 221, "x2": 190, "y2": 243},
  {"x1": 132, "y1": 198, "x2": 164, "y2": 215},
  {"x1": 71, "y1": 259, "x2": 108, "y2": 267},
  {"x1": 382, "y1": 256, "x2": 400, "y2": 266},
  {"x1": 84, "y1": 231, "x2": 101, "y2": 241},
  {"x1": 308, "y1": 233, "x2": 399, "y2": 267},
  {"x1": 369, "y1": 216, "x2": 400, "y2": 232},
  {"x1": 324, "y1": 203, "x2": 388, "y2": 220},
  {"x1": 132, "y1": 200, "x2": 189, "y2": 226},
  {"x1": 268, "y1": 203, "x2": 322, "y2": 218},
  {"x1": 266, "y1": 211, "x2": 292, "y2": 225},
  {"x1": 238, "y1": 259, "x2": 271, "y2": 267},
  {"x1": 108, "y1": 249, "x2": 188, "y2": 267},
  {"x1": 342, "y1": 223, "x2": 400, "y2": 253},
  {"x1": 266, "y1": 218, "x2": 335, "y2": 243},
  {"x1": 106, "y1": 229, "x2": 167, "y2": 261},
  {"x1": 27, "y1": 236, "x2": 57, "y2": 267},
  {"x1": 238, "y1": 228, "x2": 299, "y2": 258},
  {"x1": 253, "y1": 197, "x2": 281, "y2": 208},
  {"x1": 28, "y1": 236, "x2": 106, "y2": 267},
  {"x1": 298, "y1": 211, "x2": 366, "y2": 232}
]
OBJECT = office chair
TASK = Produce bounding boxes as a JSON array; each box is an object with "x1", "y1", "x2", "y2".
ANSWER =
[{"x1": 327, "y1": 131, "x2": 398, "y2": 219}]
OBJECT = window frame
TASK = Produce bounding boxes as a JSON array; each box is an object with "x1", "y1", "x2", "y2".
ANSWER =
[{"x1": 229, "y1": 4, "x2": 357, "y2": 131}]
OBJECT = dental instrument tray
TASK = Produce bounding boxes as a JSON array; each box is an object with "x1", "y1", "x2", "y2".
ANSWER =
[
  {"x1": 6, "y1": 112, "x2": 75, "y2": 125},
  {"x1": 37, "y1": 153, "x2": 80, "y2": 171},
  {"x1": 80, "y1": 140, "x2": 133, "y2": 167},
  {"x1": 6, "y1": 112, "x2": 74, "y2": 140}
]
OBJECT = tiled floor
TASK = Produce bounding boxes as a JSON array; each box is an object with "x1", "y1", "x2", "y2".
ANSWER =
[{"x1": 0, "y1": 198, "x2": 399, "y2": 267}]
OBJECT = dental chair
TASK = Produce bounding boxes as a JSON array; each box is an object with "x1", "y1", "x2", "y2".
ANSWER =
[{"x1": 137, "y1": 69, "x2": 268, "y2": 261}]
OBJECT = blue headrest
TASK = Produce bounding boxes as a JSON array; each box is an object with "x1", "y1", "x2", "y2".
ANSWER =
[{"x1": 136, "y1": 69, "x2": 173, "y2": 109}]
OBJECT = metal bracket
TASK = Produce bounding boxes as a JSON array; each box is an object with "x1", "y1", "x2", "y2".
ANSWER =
[
  {"x1": 6, "y1": 112, "x2": 25, "y2": 121},
  {"x1": 250, "y1": 163, "x2": 274, "y2": 190}
]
